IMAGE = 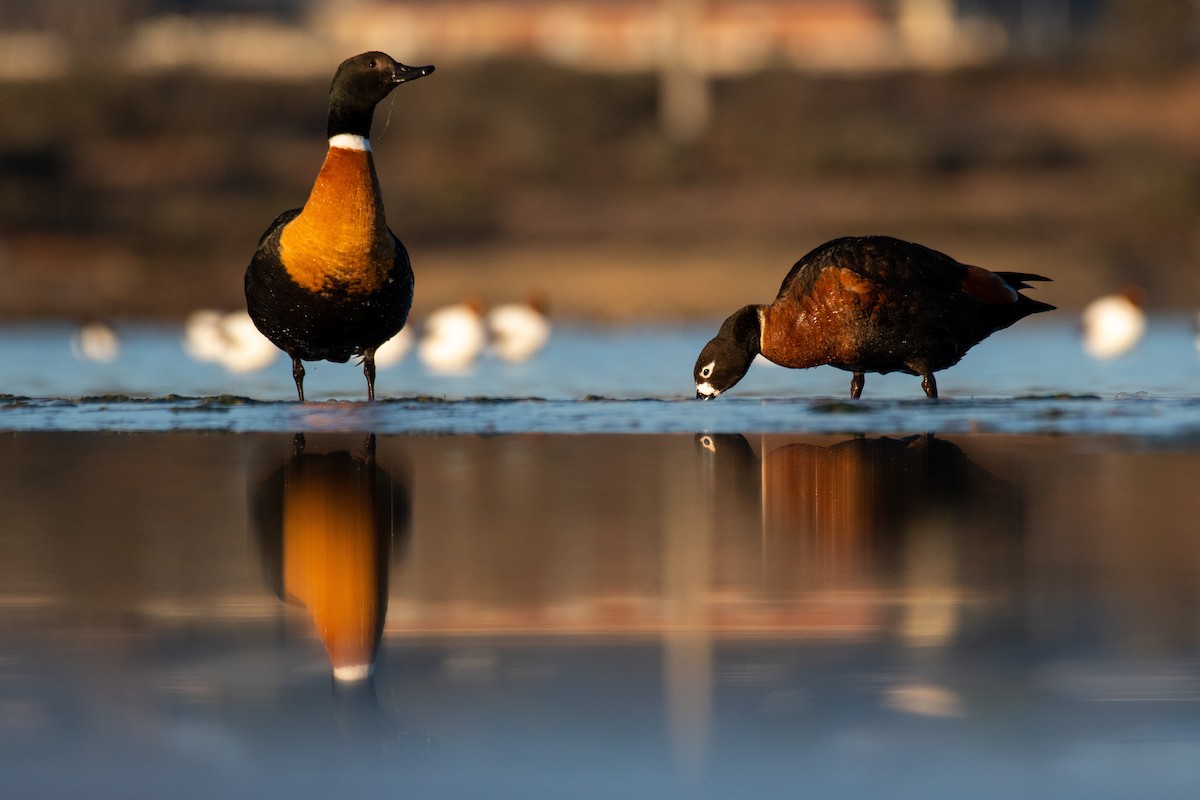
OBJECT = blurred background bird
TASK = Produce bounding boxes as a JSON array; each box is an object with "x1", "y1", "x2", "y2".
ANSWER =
[
  {"x1": 1081, "y1": 286, "x2": 1146, "y2": 360},
  {"x1": 71, "y1": 321, "x2": 120, "y2": 363},
  {"x1": 184, "y1": 309, "x2": 278, "y2": 373},
  {"x1": 373, "y1": 326, "x2": 414, "y2": 369},
  {"x1": 487, "y1": 294, "x2": 550, "y2": 363},
  {"x1": 418, "y1": 297, "x2": 487, "y2": 374}
]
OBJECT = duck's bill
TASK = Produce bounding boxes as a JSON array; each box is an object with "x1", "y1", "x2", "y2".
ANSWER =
[{"x1": 393, "y1": 63, "x2": 435, "y2": 83}]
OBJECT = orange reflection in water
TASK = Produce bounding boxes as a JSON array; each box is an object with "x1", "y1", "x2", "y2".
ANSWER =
[
  {"x1": 252, "y1": 433, "x2": 410, "y2": 682},
  {"x1": 698, "y1": 432, "x2": 1024, "y2": 640}
]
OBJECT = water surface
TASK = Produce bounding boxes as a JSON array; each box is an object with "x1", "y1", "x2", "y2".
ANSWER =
[
  {"x1": 1, "y1": 318, "x2": 1198, "y2": 436},
  {"x1": 3, "y1": 316, "x2": 1199, "y2": 797},
  {"x1": 3, "y1": 431, "x2": 1200, "y2": 799}
]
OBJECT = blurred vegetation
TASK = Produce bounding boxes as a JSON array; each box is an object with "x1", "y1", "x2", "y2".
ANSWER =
[{"x1": 1, "y1": 55, "x2": 1199, "y2": 318}]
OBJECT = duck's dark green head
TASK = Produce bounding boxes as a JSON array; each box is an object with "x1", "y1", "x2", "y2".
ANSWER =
[{"x1": 328, "y1": 52, "x2": 435, "y2": 138}]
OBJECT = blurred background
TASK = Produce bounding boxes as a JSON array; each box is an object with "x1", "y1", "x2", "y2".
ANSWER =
[{"x1": 0, "y1": 0, "x2": 1198, "y2": 322}]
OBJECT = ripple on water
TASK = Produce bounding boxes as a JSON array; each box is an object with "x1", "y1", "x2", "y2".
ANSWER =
[{"x1": 0, "y1": 393, "x2": 1198, "y2": 438}]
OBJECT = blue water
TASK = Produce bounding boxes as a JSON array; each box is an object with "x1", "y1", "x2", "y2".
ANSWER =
[
  {"x1": 1, "y1": 316, "x2": 1198, "y2": 435},
  {"x1": 5, "y1": 315, "x2": 1200, "y2": 800}
]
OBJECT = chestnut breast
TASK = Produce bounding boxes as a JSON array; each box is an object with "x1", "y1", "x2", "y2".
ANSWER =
[
  {"x1": 278, "y1": 147, "x2": 394, "y2": 295},
  {"x1": 760, "y1": 267, "x2": 891, "y2": 370}
]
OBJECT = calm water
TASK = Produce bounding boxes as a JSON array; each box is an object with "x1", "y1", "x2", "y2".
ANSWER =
[
  {"x1": 2, "y1": 318, "x2": 1200, "y2": 798},
  {"x1": 0, "y1": 317, "x2": 1198, "y2": 436},
  {"x1": 3, "y1": 431, "x2": 1200, "y2": 799}
]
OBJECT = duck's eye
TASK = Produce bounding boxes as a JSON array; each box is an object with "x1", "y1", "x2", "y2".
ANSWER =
[
  {"x1": 368, "y1": 59, "x2": 377, "y2": 68},
  {"x1": 701, "y1": 365, "x2": 713, "y2": 378}
]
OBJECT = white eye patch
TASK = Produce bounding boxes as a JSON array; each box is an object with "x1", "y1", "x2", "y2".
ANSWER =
[{"x1": 699, "y1": 361, "x2": 715, "y2": 379}]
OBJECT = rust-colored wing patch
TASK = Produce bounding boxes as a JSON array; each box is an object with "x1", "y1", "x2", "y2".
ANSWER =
[
  {"x1": 837, "y1": 267, "x2": 878, "y2": 298},
  {"x1": 961, "y1": 264, "x2": 1018, "y2": 304}
]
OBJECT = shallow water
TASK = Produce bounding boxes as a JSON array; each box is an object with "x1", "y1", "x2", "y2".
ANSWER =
[
  {"x1": 0, "y1": 317, "x2": 1198, "y2": 436},
  {"x1": 4, "y1": 431, "x2": 1200, "y2": 799},
  {"x1": 3, "y1": 318, "x2": 1200, "y2": 797}
]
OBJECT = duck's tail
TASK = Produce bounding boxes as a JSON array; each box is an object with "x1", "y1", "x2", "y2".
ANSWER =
[
  {"x1": 997, "y1": 272, "x2": 1053, "y2": 290},
  {"x1": 997, "y1": 272, "x2": 1056, "y2": 314}
]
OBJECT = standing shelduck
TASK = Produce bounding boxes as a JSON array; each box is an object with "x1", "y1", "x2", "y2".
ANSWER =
[{"x1": 244, "y1": 52, "x2": 434, "y2": 400}]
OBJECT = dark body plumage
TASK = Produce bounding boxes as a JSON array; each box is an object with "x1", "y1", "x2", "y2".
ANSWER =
[
  {"x1": 693, "y1": 235, "x2": 1055, "y2": 399},
  {"x1": 244, "y1": 52, "x2": 434, "y2": 401},
  {"x1": 245, "y1": 209, "x2": 413, "y2": 364}
]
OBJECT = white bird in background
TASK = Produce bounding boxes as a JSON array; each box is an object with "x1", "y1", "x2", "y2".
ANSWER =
[
  {"x1": 417, "y1": 298, "x2": 487, "y2": 374},
  {"x1": 1081, "y1": 286, "x2": 1146, "y2": 360},
  {"x1": 373, "y1": 325, "x2": 413, "y2": 368},
  {"x1": 72, "y1": 321, "x2": 120, "y2": 363},
  {"x1": 487, "y1": 295, "x2": 550, "y2": 363},
  {"x1": 184, "y1": 309, "x2": 278, "y2": 373}
]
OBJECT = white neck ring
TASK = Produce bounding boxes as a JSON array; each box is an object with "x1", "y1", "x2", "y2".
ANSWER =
[{"x1": 328, "y1": 133, "x2": 371, "y2": 152}]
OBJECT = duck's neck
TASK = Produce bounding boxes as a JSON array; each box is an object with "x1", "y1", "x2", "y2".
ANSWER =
[
  {"x1": 327, "y1": 99, "x2": 376, "y2": 141},
  {"x1": 277, "y1": 135, "x2": 392, "y2": 294},
  {"x1": 720, "y1": 304, "x2": 765, "y2": 360}
]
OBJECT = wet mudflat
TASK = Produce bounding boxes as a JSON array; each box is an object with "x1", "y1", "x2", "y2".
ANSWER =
[{"x1": 3, "y1": 430, "x2": 1200, "y2": 799}]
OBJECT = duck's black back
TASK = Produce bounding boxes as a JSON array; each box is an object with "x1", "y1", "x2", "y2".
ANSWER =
[
  {"x1": 771, "y1": 235, "x2": 1053, "y2": 370},
  {"x1": 775, "y1": 236, "x2": 971, "y2": 300}
]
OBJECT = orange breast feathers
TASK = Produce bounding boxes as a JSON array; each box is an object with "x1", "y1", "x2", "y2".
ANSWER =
[
  {"x1": 278, "y1": 147, "x2": 394, "y2": 295},
  {"x1": 282, "y1": 462, "x2": 380, "y2": 678}
]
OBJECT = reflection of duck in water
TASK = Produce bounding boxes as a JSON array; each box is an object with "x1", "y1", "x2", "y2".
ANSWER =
[
  {"x1": 696, "y1": 433, "x2": 1022, "y2": 589},
  {"x1": 251, "y1": 433, "x2": 411, "y2": 683},
  {"x1": 697, "y1": 433, "x2": 1025, "y2": 721}
]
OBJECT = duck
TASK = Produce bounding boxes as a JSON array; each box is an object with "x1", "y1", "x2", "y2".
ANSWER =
[
  {"x1": 372, "y1": 325, "x2": 413, "y2": 368},
  {"x1": 71, "y1": 321, "x2": 120, "y2": 363},
  {"x1": 417, "y1": 297, "x2": 487, "y2": 373},
  {"x1": 244, "y1": 52, "x2": 434, "y2": 401},
  {"x1": 185, "y1": 309, "x2": 279, "y2": 373},
  {"x1": 1080, "y1": 285, "x2": 1145, "y2": 360},
  {"x1": 693, "y1": 236, "x2": 1054, "y2": 399},
  {"x1": 487, "y1": 295, "x2": 550, "y2": 363}
]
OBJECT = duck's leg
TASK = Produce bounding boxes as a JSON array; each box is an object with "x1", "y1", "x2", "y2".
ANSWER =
[
  {"x1": 363, "y1": 348, "x2": 377, "y2": 402},
  {"x1": 850, "y1": 371, "x2": 865, "y2": 399},
  {"x1": 921, "y1": 372, "x2": 938, "y2": 399},
  {"x1": 291, "y1": 356, "x2": 306, "y2": 402}
]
